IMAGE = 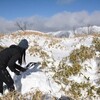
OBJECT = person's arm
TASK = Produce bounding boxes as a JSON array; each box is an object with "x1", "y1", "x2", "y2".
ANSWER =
[
  {"x1": 8, "y1": 54, "x2": 22, "y2": 75},
  {"x1": 15, "y1": 64, "x2": 27, "y2": 72},
  {"x1": 18, "y1": 57, "x2": 22, "y2": 65}
]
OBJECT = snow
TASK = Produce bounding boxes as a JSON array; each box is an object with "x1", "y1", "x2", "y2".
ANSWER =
[
  {"x1": 12, "y1": 30, "x2": 45, "y2": 35},
  {"x1": 13, "y1": 63, "x2": 61, "y2": 98},
  {"x1": 47, "y1": 25, "x2": 100, "y2": 38},
  {"x1": 0, "y1": 28, "x2": 100, "y2": 99}
]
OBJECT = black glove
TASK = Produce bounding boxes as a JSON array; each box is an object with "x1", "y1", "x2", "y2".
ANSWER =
[
  {"x1": 21, "y1": 68, "x2": 27, "y2": 72},
  {"x1": 14, "y1": 70, "x2": 20, "y2": 75}
]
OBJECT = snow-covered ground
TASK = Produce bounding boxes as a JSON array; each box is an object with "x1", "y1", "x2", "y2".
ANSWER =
[
  {"x1": 0, "y1": 30, "x2": 100, "y2": 99},
  {"x1": 47, "y1": 25, "x2": 100, "y2": 38}
]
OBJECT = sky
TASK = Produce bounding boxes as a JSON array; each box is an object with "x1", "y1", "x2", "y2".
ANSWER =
[{"x1": 0, "y1": 0, "x2": 100, "y2": 33}]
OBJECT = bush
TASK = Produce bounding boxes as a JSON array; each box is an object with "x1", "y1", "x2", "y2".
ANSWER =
[
  {"x1": 92, "y1": 38, "x2": 100, "y2": 51},
  {"x1": 53, "y1": 56, "x2": 82, "y2": 85},
  {"x1": 29, "y1": 46, "x2": 49, "y2": 58},
  {"x1": 0, "y1": 91, "x2": 23, "y2": 100},
  {"x1": 69, "y1": 81, "x2": 96, "y2": 99},
  {"x1": 0, "y1": 90, "x2": 57, "y2": 100},
  {"x1": 69, "y1": 45, "x2": 95, "y2": 63}
]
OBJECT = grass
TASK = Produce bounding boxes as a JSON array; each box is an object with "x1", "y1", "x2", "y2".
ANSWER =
[
  {"x1": 92, "y1": 37, "x2": 100, "y2": 52},
  {"x1": 29, "y1": 45, "x2": 49, "y2": 58},
  {"x1": 74, "y1": 33, "x2": 100, "y2": 38},
  {"x1": 68, "y1": 81, "x2": 97, "y2": 100},
  {"x1": 69, "y1": 45, "x2": 95, "y2": 63},
  {"x1": 52, "y1": 44, "x2": 99, "y2": 99},
  {"x1": 1, "y1": 32, "x2": 100, "y2": 99},
  {"x1": 53, "y1": 58, "x2": 82, "y2": 85},
  {"x1": 0, "y1": 90, "x2": 57, "y2": 100}
]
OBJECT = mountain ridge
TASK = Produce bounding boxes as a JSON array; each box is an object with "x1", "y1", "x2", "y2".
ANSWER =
[{"x1": 47, "y1": 25, "x2": 100, "y2": 38}]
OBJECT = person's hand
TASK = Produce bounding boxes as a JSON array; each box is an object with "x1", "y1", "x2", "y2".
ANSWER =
[
  {"x1": 21, "y1": 68, "x2": 27, "y2": 72},
  {"x1": 15, "y1": 70, "x2": 21, "y2": 75}
]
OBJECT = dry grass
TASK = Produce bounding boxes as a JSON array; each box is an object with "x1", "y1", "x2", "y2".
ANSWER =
[
  {"x1": 92, "y1": 37, "x2": 100, "y2": 51},
  {"x1": 11, "y1": 31, "x2": 54, "y2": 39},
  {"x1": 69, "y1": 45, "x2": 95, "y2": 63},
  {"x1": 0, "y1": 91, "x2": 23, "y2": 100},
  {"x1": 74, "y1": 33, "x2": 100, "y2": 38},
  {"x1": 0, "y1": 34, "x2": 4, "y2": 38},
  {"x1": 0, "y1": 90, "x2": 57, "y2": 100}
]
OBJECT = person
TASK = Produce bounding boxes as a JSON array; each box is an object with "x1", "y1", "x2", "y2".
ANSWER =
[{"x1": 0, "y1": 39, "x2": 29, "y2": 94}]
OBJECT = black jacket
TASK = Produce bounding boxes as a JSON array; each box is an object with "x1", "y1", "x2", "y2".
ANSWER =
[{"x1": 0, "y1": 45, "x2": 26, "y2": 73}]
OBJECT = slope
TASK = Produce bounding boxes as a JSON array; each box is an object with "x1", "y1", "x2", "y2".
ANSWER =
[{"x1": 0, "y1": 31, "x2": 100, "y2": 100}]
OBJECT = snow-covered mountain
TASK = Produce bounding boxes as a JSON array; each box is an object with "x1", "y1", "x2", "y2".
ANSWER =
[
  {"x1": 47, "y1": 25, "x2": 100, "y2": 38},
  {"x1": 0, "y1": 30, "x2": 100, "y2": 100}
]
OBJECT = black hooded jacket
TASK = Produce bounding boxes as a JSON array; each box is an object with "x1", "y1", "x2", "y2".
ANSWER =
[{"x1": 0, "y1": 45, "x2": 25, "y2": 73}]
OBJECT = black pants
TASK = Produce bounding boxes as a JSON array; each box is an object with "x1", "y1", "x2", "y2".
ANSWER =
[{"x1": 0, "y1": 68, "x2": 15, "y2": 94}]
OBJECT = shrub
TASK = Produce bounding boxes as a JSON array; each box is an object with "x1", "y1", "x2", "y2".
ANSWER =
[
  {"x1": 29, "y1": 45, "x2": 41, "y2": 56},
  {"x1": 29, "y1": 46, "x2": 49, "y2": 58},
  {"x1": 69, "y1": 45, "x2": 95, "y2": 63},
  {"x1": 53, "y1": 57, "x2": 82, "y2": 85},
  {"x1": 0, "y1": 90, "x2": 57, "y2": 100},
  {"x1": 69, "y1": 82, "x2": 96, "y2": 99},
  {"x1": 0, "y1": 91, "x2": 23, "y2": 100},
  {"x1": 92, "y1": 38, "x2": 100, "y2": 51},
  {"x1": 32, "y1": 90, "x2": 43, "y2": 100}
]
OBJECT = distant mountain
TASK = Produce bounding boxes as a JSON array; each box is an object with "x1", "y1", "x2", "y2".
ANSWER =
[{"x1": 47, "y1": 25, "x2": 100, "y2": 38}]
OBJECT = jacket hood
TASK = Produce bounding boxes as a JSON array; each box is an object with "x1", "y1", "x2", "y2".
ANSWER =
[{"x1": 18, "y1": 39, "x2": 28, "y2": 50}]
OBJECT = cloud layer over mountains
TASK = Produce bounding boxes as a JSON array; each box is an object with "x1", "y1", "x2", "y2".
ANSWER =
[{"x1": 0, "y1": 11, "x2": 100, "y2": 33}]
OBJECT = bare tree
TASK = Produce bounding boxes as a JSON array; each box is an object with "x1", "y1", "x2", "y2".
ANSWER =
[
  {"x1": 15, "y1": 21, "x2": 27, "y2": 32},
  {"x1": 87, "y1": 24, "x2": 93, "y2": 34}
]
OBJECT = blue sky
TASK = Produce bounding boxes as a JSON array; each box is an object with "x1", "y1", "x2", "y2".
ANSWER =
[
  {"x1": 0, "y1": 0, "x2": 100, "y2": 20},
  {"x1": 0, "y1": 0, "x2": 100, "y2": 33}
]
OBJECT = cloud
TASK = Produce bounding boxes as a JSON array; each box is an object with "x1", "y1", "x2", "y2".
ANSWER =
[
  {"x1": 56, "y1": 0, "x2": 76, "y2": 5},
  {"x1": 0, "y1": 17, "x2": 17, "y2": 33},
  {"x1": 0, "y1": 11, "x2": 100, "y2": 33},
  {"x1": 44, "y1": 11, "x2": 100, "y2": 31}
]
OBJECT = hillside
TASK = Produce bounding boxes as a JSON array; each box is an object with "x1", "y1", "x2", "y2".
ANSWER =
[
  {"x1": 0, "y1": 31, "x2": 100, "y2": 100},
  {"x1": 47, "y1": 25, "x2": 100, "y2": 38}
]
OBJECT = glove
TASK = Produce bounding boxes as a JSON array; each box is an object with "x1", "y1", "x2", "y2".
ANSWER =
[
  {"x1": 14, "y1": 70, "x2": 21, "y2": 75},
  {"x1": 21, "y1": 68, "x2": 27, "y2": 72}
]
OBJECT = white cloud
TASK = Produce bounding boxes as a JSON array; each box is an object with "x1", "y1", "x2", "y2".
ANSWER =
[
  {"x1": 56, "y1": 0, "x2": 76, "y2": 5},
  {"x1": 0, "y1": 11, "x2": 100, "y2": 33},
  {"x1": 44, "y1": 11, "x2": 100, "y2": 31},
  {"x1": 0, "y1": 17, "x2": 17, "y2": 33}
]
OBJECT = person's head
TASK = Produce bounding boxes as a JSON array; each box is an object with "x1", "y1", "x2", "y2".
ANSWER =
[
  {"x1": 18, "y1": 39, "x2": 29, "y2": 50},
  {"x1": 18, "y1": 39, "x2": 29, "y2": 65}
]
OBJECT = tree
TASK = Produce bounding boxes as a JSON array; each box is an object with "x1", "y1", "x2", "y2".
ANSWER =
[
  {"x1": 15, "y1": 21, "x2": 27, "y2": 32},
  {"x1": 87, "y1": 24, "x2": 93, "y2": 34}
]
